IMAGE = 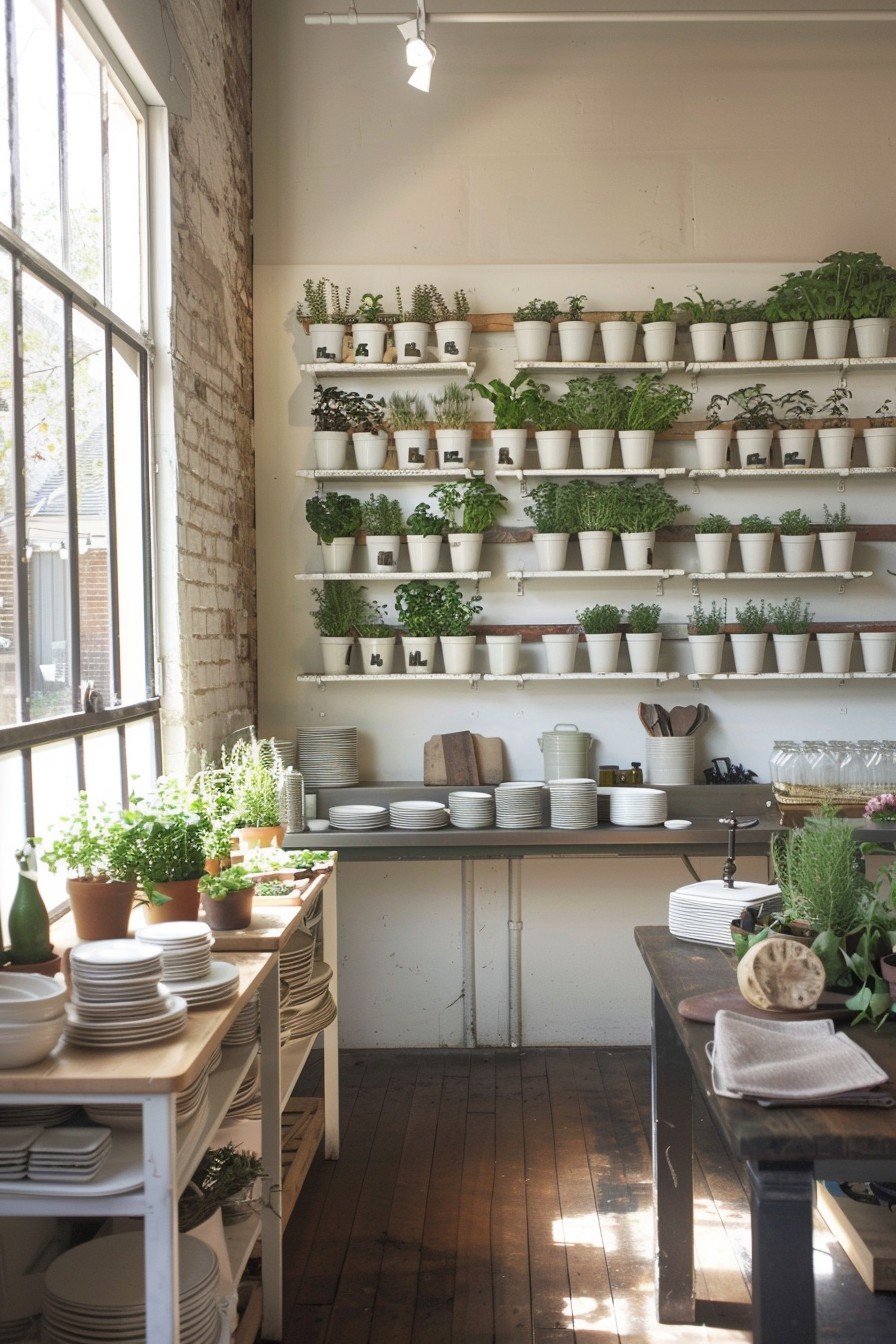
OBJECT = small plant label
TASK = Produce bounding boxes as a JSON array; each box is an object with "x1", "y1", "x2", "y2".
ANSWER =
[
  {"x1": 355, "y1": 342, "x2": 369, "y2": 359},
  {"x1": 498, "y1": 447, "x2": 515, "y2": 465},
  {"x1": 443, "y1": 451, "x2": 461, "y2": 463},
  {"x1": 315, "y1": 346, "x2": 337, "y2": 360},
  {"x1": 377, "y1": 550, "x2": 395, "y2": 567},
  {"x1": 403, "y1": 342, "x2": 421, "y2": 358},
  {"x1": 443, "y1": 340, "x2": 459, "y2": 355},
  {"x1": 746, "y1": 452, "x2": 768, "y2": 467},
  {"x1": 370, "y1": 652, "x2": 383, "y2": 666},
  {"x1": 408, "y1": 650, "x2": 428, "y2": 667},
  {"x1": 783, "y1": 452, "x2": 805, "y2": 466},
  {"x1": 408, "y1": 447, "x2": 425, "y2": 464}
]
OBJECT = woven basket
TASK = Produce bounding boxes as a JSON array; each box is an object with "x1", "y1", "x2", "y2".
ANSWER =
[{"x1": 772, "y1": 780, "x2": 895, "y2": 824}]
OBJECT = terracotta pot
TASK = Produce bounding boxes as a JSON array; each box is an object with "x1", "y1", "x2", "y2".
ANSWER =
[
  {"x1": 204, "y1": 859, "x2": 221, "y2": 876},
  {"x1": 233, "y1": 826, "x2": 285, "y2": 851},
  {"x1": 67, "y1": 879, "x2": 136, "y2": 941},
  {"x1": 143, "y1": 877, "x2": 202, "y2": 924},
  {"x1": 200, "y1": 885, "x2": 255, "y2": 931},
  {"x1": 0, "y1": 953, "x2": 62, "y2": 976}
]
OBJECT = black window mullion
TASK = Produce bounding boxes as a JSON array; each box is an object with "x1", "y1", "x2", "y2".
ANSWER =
[
  {"x1": 21, "y1": 746, "x2": 33, "y2": 838},
  {"x1": 55, "y1": 0, "x2": 69, "y2": 273},
  {"x1": 99, "y1": 64, "x2": 111, "y2": 310},
  {"x1": 139, "y1": 345, "x2": 154, "y2": 697},
  {"x1": 74, "y1": 732, "x2": 85, "y2": 792},
  {"x1": 62, "y1": 292, "x2": 80, "y2": 708},
  {"x1": 103, "y1": 321, "x2": 121, "y2": 702},
  {"x1": 117, "y1": 721, "x2": 128, "y2": 806},
  {"x1": 5, "y1": 0, "x2": 18, "y2": 233},
  {"x1": 11, "y1": 254, "x2": 28, "y2": 721}
]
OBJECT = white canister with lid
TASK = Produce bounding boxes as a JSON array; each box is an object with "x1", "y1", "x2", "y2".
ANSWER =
[{"x1": 537, "y1": 723, "x2": 595, "y2": 782}]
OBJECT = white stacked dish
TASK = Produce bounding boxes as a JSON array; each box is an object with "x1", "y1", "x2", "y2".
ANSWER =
[
  {"x1": 271, "y1": 737, "x2": 297, "y2": 771},
  {"x1": 0, "y1": 972, "x2": 67, "y2": 1067},
  {"x1": 296, "y1": 724, "x2": 359, "y2": 787},
  {"x1": 161, "y1": 960, "x2": 240, "y2": 1009},
  {"x1": 27, "y1": 1127, "x2": 112, "y2": 1183},
  {"x1": 280, "y1": 929, "x2": 315, "y2": 994},
  {"x1": 0, "y1": 1126, "x2": 43, "y2": 1180},
  {"x1": 448, "y1": 791, "x2": 496, "y2": 829},
  {"x1": 66, "y1": 941, "x2": 187, "y2": 1050},
  {"x1": 224, "y1": 1058, "x2": 261, "y2": 1121},
  {"x1": 608, "y1": 787, "x2": 668, "y2": 827},
  {"x1": 222, "y1": 994, "x2": 259, "y2": 1047},
  {"x1": 548, "y1": 778, "x2": 598, "y2": 830},
  {"x1": 84, "y1": 1060, "x2": 212, "y2": 1131},
  {"x1": 329, "y1": 804, "x2": 388, "y2": 831},
  {"x1": 0, "y1": 1103, "x2": 75, "y2": 1127},
  {"x1": 669, "y1": 880, "x2": 781, "y2": 948},
  {"x1": 281, "y1": 962, "x2": 337, "y2": 1042},
  {"x1": 389, "y1": 801, "x2": 449, "y2": 830},
  {"x1": 42, "y1": 1231, "x2": 220, "y2": 1344},
  {"x1": 495, "y1": 782, "x2": 545, "y2": 830},
  {"x1": 135, "y1": 922, "x2": 213, "y2": 981}
]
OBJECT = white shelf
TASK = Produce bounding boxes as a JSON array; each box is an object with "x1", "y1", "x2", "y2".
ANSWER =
[
  {"x1": 293, "y1": 571, "x2": 489, "y2": 582},
  {"x1": 689, "y1": 466, "x2": 896, "y2": 479},
  {"x1": 280, "y1": 1035, "x2": 317, "y2": 1111},
  {"x1": 296, "y1": 468, "x2": 481, "y2": 480},
  {"x1": 482, "y1": 671, "x2": 681, "y2": 682},
  {"x1": 297, "y1": 673, "x2": 481, "y2": 683},
  {"x1": 515, "y1": 360, "x2": 686, "y2": 373},
  {"x1": 686, "y1": 357, "x2": 896, "y2": 375},
  {"x1": 687, "y1": 571, "x2": 871, "y2": 582},
  {"x1": 299, "y1": 361, "x2": 474, "y2": 377},
  {"x1": 507, "y1": 569, "x2": 685, "y2": 579},
  {"x1": 495, "y1": 467, "x2": 687, "y2": 480},
  {"x1": 686, "y1": 671, "x2": 896, "y2": 682},
  {"x1": 225, "y1": 1211, "x2": 262, "y2": 1285}
]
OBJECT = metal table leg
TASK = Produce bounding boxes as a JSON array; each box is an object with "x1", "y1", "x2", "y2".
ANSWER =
[
  {"x1": 260, "y1": 962, "x2": 283, "y2": 1340},
  {"x1": 651, "y1": 984, "x2": 695, "y2": 1323},
  {"x1": 748, "y1": 1161, "x2": 816, "y2": 1344},
  {"x1": 323, "y1": 860, "x2": 340, "y2": 1159},
  {"x1": 142, "y1": 1092, "x2": 179, "y2": 1343}
]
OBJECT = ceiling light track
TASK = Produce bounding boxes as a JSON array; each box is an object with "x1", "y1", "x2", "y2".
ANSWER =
[{"x1": 306, "y1": 9, "x2": 896, "y2": 25}]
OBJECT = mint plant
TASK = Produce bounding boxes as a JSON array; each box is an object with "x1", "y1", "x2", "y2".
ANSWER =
[
  {"x1": 779, "y1": 509, "x2": 813, "y2": 536},
  {"x1": 694, "y1": 513, "x2": 731, "y2": 534},
  {"x1": 577, "y1": 603, "x2": 623, "y2": 634},
  {"x1": 627, "y1": 603, "x2": 661, "y2": 634},
  {"x1": 305, "y1": 493, "x2": 362, "y2": 543},
  {"x1": 514, "y1": 298, "x2": 560, "y2": 323}
]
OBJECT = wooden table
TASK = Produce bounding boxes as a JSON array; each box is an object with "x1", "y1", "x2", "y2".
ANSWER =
[{"x1": 635, "y1": 926, "x2": 896, "y2": 1344}]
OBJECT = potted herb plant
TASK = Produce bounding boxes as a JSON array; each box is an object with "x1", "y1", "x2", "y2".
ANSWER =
[
  {"x1": 431, "y1": 382, "x2": 473, "y2": 468},
  {"x1": 778, "y1": 508, "x2": 817, "y2": 573},
  {"x1": 640, "y1": 298, "x2": 678, "y2": 363},
  {"x1": 765, "y1": 275, "x2": 810, "y2": 358},
  {"x1": 726, "y1": 298, "x2": 768, "y2": 361},
  {"x1": 296, "y1": 277, "x2": 352, "y2": 363},
  {"x1": 562, "y1": 375, "x2": 625, "y2": 468},
  {"x1": 356, "y1": 599, "x2": 395, "y2": 674},
  {"x1": 694, "y1": 394, "x2": 731, "y2": 470},
  {"x1": 351, "y1": 291, "x2": 388, "y2": 363},
  {"x1": 467, "y1": 372, "x2": 540, "y2": 467},
  {"x1": 558, "y1": 294, "x2": 594, "y2": 362},
  {"x1": 360, "y1": 493, "x2": 404, "y2": 572},
  {"x1": 693, "y1": 513, "x2": 733, "y2": 573},
  {"x1": 392, "y1": 284, "x2": 433, "y2": 364},
  {"x1": 124, "y1": 778, "x2": 209, "y2": 923},
  {"x1": 523, "y1": 481, "x2": 578, "y2": 570},
  {"x1": 738, "y1": 513, "x2": 775, "y2": 572},
  {"x1": 310, "y1": 386, "x2": 382, "y2": 470},
  {"x1": 513, "y1": 298, "x2": 560, "y2": 362},
  {"x1": 679, "y1": 289, "x2": 730, "y2": 362},
  {"x1": 429, "y1": 478, "x2": 507, "y2": 572},
  {"x1": 726, "y1": 384, "x2": 778, "y2": 468},
  {"x1": 577, "y1": 603, "x2": 623, "y2": 673},
  {"x1": 526, "y1": 388, "x2": 571, "y2": 470},
  {"x1": 181, "y1": 1144, "x2": 266, "y2": 1231},
  {"x1": 348, "y1": 390, "x2": 388, "y2": 469},
  {"x1": 428, "y1": 287, "x2": 473, "y2": 363},
  {"x1": 769, "y1": 597, "x2": 813, "y2": 674},
  {"x1": 863, "y1": 398, "x2": 896, "y2": 468},
  {"x1": 818, "y1": 386, "x2": 855, "y2": 468},
  {"x1": 310, "y1": 581, "x2": 372, "y2": 675},
  {"x1": 801, "y1": 253, "x2": 857, "y2": 358},
  {"x1": 848, "y1": 253, "x2": 896, "y2": 356},
  {"x1": 617, "y1": 373, "x2": 693, "y2": 469},
  {"x1": 688, "y1": 599, "x2": 727, "y2": 676},
  {"x1": 600, "y1": 309, "x2": 638, "y2": 363},
  {"x1": 777, "y1": 389, "x2": 817, "y2": 468},
  {"x1": 41, "y1": 794, "x2": 140, "y2": 941},
  {"x1": 626, "y1": 603, "x2": 663, "y2": 674},
  {"x1": 568, "y1": 479, "x2": 615, "y2": 569},
  {"x1": 224, "y1": 739, "x2": 286, "y2": 851},
  {"x1": 731, "y1": 599, "x2": 768, "y2": 675},
  {"x1": 198, "y1": 863, "x2": 256, "y2": 931},
  {"x1": 437, "y1": 580, "x2": 483, "y2": 674},
  {"x1": 395, "y1": 580, "x2": 444, "y2": 674},
  {"x1": 611, "y1": 479, "x2": 688, "y2": 570},
  {"x1": 305, "y1": 492, "x2": 361, "y2": 574},
  {"x1": 387, "y1": 392, "x2": 430, "y2": 469},
  {"x1": 404, "y1": 502, "x2": 446, "y2": 573},
  {"x1": 819, "y1": 501, "x2": 856, "y2": 572}
]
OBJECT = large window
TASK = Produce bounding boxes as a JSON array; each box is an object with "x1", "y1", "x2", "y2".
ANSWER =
[{"x1": 0, "y1": 0, "x2": 159, "y2": 918}]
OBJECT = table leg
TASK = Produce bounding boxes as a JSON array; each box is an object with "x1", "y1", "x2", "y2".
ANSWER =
[
  {"x1": 323, "y1": 861, "x2": 340, "y2": 1159},
  {"x1": 651, "y1": 983, "x2": 695, "y2": 1324},
  {"x1": 748, "y1": 1162, "x2": 816, "y2": 1344},
  {"x1": 142, "y1": 1092, "x2": 179, "y2": 1344},
  {"x1": 260, "y1": 963, "x2": 283, "y2": 1341}
]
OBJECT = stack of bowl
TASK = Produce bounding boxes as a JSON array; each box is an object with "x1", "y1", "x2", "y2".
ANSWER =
[
  {"x1": 0, "y1": 973, "x2": 66, "y2": 1068},
  {"x1": 608, "y1": 787, "x2": 668, "y2": 827}
]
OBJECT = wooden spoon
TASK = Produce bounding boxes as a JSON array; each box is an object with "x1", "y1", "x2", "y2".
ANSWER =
[
  {"x1": 670, "y1": 705, "x2": 700, "y2": 738},
  {"x1": 688, "y1": 703, "x2": 709, "y2": 735},
  {"x1": 638, "y1": 702, "x2": 660, "y2": 737},
  {"x1": 654, "y1": 704, "x2": 672, "y2": 737}
]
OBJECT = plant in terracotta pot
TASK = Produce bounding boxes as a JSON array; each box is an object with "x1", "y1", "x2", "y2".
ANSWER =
[
  {"x1": 224, "y1": 738, "x2": 285, "y2": 850},
  {"x1": 41, "y1": 793, "x2": 141, "y2": 941},
  {"x1": 123, "y1": 777, "x2": 209, "y2": 923},
  {"x1": 198, "y1": 864, "x2": 256, "y2": 932}
]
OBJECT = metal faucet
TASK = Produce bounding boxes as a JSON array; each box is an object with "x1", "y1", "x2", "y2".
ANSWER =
[{"x1": 718, "y1": 810, "x2": 759, "y2": 888}]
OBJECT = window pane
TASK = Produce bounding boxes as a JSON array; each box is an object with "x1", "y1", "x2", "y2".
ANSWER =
[
  {"x1": 112, "y1": 335, "x2": 147, "y2": 701},
  {"x1": 63, "y1": 12, "x2": 103, "y2": 297},
  {"x1": 106, "y1": 79, "x2": 141, "y2": 327},
  {"x1": 0, "y1": 752, "x2": 26, "y2": 926},
  {"x1": 23, "y1": 270, "x2": 71, "y2": 720},
  {"x1": 14, "y1": 0, "x2": 62, "y2": 262},
  {"x1": 0, "y1": 249, "x2": 17, "y2": 727},
  {"x1": 124, "y1": 715, "x2": 157, "y2": 799},
  {"x1": 83, "y1": 725, "x2": 121, "y2": 806},
  {"x1": 73, "y1": 307, "x2": 113, "y2": 706},
  {"x1": 31, "y1": 737, "x2": 78, "y2": 911}
]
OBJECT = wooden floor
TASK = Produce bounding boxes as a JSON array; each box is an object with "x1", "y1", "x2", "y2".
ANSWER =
[{"x1": 285, "y1": 1049, "x2": 896, "y2": 1343}]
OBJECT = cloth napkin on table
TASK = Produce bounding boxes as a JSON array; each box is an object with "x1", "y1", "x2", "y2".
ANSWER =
[{"x1": 707, "y1": 1011, "x2": 891, "y2": 1106}]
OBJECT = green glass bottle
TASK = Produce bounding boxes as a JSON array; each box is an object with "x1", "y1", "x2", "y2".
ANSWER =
[{"x1": 8, "y1": 845, "x2": 53, "y2": 965}]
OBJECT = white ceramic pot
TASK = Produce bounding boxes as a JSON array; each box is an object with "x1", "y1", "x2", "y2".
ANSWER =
[
  {"x1": 853, "y1": 317, "x2": 891, "y2": 359},
  {"x1": 619, "y1": 429, "x2": 655, "y2": 469},
  {"x1": 584, "y1": 631, "x2": 622, "y2": 673},
  {"x1": 313, "y1": 431, "x2": 349, "y2": 469},
  {"x1": 320, "y1": 537, "x2": 355, "y2": 573},
  {"x1": 392, "y1": 322, "x2": 430, "y2": 363},
  {"x1": 407, "y1": 534, "x2": 443, "y2": 573},
  {"x1": 434, "y1": 320, "x2": 472, "y2": 362},
  {"x1": 818, "y1": 427, "x2": 854, "y2": 468},
  {"x1": 492, "y1": 427, "x2": 528, "y2": 468},
  {"x1": 513, "y1": 321, "x2": 552, "y2": 361},
  {"x1": 778, "y1": 427, "x2": 815, "y2": 469},
  {"x1": 817, "y1": 632, "x2": 854, "y2": 674},
  {"x1": 600, "y1": 321, "x2": 637, "y2": 362},
  {"x1": 812, "y1": 319, "x2": 849, "y2": 359},
  {"x1": 402, "y1": 635, "x2": 437, "y2": 674},
  {"x1": 626, "y1": 631, "x2": 662, "y2": 673},
  {"x1": 620, "y1": 531, "x2": 656, "y2": 569},
  {"x1": 436, "y1": 428, "x2": 472, "y2": 468},
  {"x1": 731, "y1": 632, "x2": 768, "y2": 675},
  {"x1": 542, "y1": 633, "x2": 579, "y2": 674},
  {"x1": 644, "y1": 735, "x2": 694, "y2": 785},
  {"x1": 578, "y1": 530, "x2": 613, "y2": 570},
  {"x1": 694, "y1": 532, "x2": 732, "y2": 572},
  {"x1": 533, "y1": 532, "x2": 570, "y2": 570},
  {"x1": 351, "y1": 323, "x2": 388, "y2": 363},
  {"x1": 689, "y1": 322, "x2": 726, "y2": 361},
  {"x1": 309, "y1": 324, "x2": 345, "y2": 362},
  {"x1": 535, "y1": 430, "x2": 571, "y2": 470},
  {"x1": 779, "y1": 533, "x2": 816, "y2": 573},
  {"x1": 818, "y1": 531, "x2": 856, "y2": 571},
  {"x1": 449, "y1": 532, "x2": 483, "y2": 572},
  {"x1": 736, "y1": 428, "x2": 773, "y2": 468},
  {"x1": 642, "y1": 322, "x2": 677, "y2": 362},
  {"x1": 320, "y1": 636, "x2": 354, "y2": 675},
  {"x1": 860, "y1": 631, "x2": 896, "y2": 673},
  {"x1": 694, "y1": 428, "x2": 731, "y2": 470},
  {"x1": 730, "y1": 321, "x2": 768, "y2": 361},
  {"x1": 485, "y1": 634, "x2": 521, "y2": 675},
  {"x1": 440, "y1": 634, "x2": 477, "y2": 674},
  {"x1": 394, "y1": 429, "x2": 430, "y2": 470},
  {"x1": 863, "y1": 427, "x2": 896, "y2": 468},
  {"x1": 579, "y1": 429, "x2": 615, "y2": 469},
  {"x1": 366, "y1": 535, "x2": 402, "y2": 572},
  {"x1": 352, "y1": 432, "x2": 388, "y2": 470},
  {"x1": 689, "y1": 633, "x2": 726, "y2": 676},
  {"x1": 558, "y1": 321, "x2": 595, "y2": 361},
  {"x1": 358, "y1": 636, "x2": 395, "y2": 674},
  {"x1": 772, "y1": 321, "x2": 808, "y2": 360},
  {"x1": 773, "y1": 633, "x2": 810, "y2": 674},
  {"x1": 738, "y1": 531, "x2": 774, "y2": 573}
]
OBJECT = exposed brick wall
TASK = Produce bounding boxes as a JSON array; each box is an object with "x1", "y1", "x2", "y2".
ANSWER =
[{"x1": 165, "y1": 0, "x2": 256, "y2": 763}]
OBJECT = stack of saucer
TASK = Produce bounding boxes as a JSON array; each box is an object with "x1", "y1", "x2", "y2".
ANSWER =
[
  {"x1": 160, "y1": 961, "x2": 240, "y2": 1009},
  {"x1": 297, "y1": 725, "x2": 359, "y2": 787},
  {"x1": 222, "y1": 994, "x2": 259, "y2": 1047},
  {"x1": 85, "y1": 1059, "x2": 212, "y2": 1131},
  {"x1": 549, "y1": 778, "x2": 598, "y2": 830},
  {"x1": 608, "y1": 787, "x2": 667, "y2": 827},
  {"x1": 448, "y1": 791, "x2": 495, "y2": 829},
  {"x1": 66, "y1": 941, "x2": 187, "y2": 1050},
  {"x1": 390, "y1": 800, "x2": 449, "y2": 830},
  {"x1": 329, "y1": 803, "x2": 388, "y2": 831},
  {"x1": 224, "y1": 1059, "x2": 261, "y2": 1121},
  {"x1": 0, "y1": 1126, "x2": 43, "y2": 1180},
  {"x1": 27, "y1": 1127, "x2": 112, "y2": 1183},
  {"x1": 135, "y1": 922, "x2": 213, "y2": 980},
  {"x1": 495, "y1": 782, "x2": 545, "y2": 830},
  {"x1": 281, "y1": 929, "x2": 315, "y2": 994},
  {"x1": 0, "y1": 1104, "x2": 75, "y2": 1128},
  {"x1": 280, "y1": 962, "x2": 337, "y2": 1043}
]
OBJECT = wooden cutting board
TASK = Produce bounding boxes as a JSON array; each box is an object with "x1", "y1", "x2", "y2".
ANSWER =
[
  {"x1": 424, "y1": 734, "x2": 504, "y2": 786},
  {"x1": 677, "y1": 987, "x2": 853, "y2": 1024}
]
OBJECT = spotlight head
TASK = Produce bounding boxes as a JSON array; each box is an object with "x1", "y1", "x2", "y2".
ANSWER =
[
  {"x1": 405, "y1": 35, "x2": 433, "y2": 67},
  {"x1": 407, "y1": 58, "x2": 434, "y2": 92},
  {"x1": 397, "y1": 9, "x2": 435, "y2": 91}
]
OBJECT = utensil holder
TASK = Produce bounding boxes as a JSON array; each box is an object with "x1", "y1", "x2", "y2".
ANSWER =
[{"x1": 645, "y1": 736, "x2": 695, "y2": 786}]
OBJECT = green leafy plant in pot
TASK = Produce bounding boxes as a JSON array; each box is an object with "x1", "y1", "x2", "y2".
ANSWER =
[
  {"x1": 429, "y1": 478, "x2": 507, "y2": 572},
  {"x1": 394, "y1": 580, "x2": 445, "y2": 674},
  {"x1": 513, "y1": 298, "x2": 560, "y2": 361},
  {"x1": 640, "y1": 297, "x2": 679, "y2": 361},
  {"x1": 610, "y1": 479, "x2": 688, "y2": 569},
  {"x1": 436, "y1": 580, "x2": 483, "y2": 674},
  {"x1": 387, "y1": 391, "x2": 431, "y2": 469},
  {"x1": 305, "y1": 492, "x2": 361, "y2": 575},
  {"x1": 577, "y1": 602, "x2": 624, "y2": 673},
  {"x1": 309, "y1": 581, "x2": 373, "y2": 676},
  {"x1": 180, "y1": 1144, "x2": 267, "y2": 1232},
  {"x1": 467, "y1": 372, "x2": 541, "y2": 468},
  {"x1": 223, "y1": 738, "x2": 286, "y2": 851},
  {"x1": 731, "y1": 598, "x2": 769, "y2": 674},
  {"x1": 625, "y1": 602, "x2": 663, "y2": 674},
  {"x1": 120, "y1": 777, "x2": 209, "y2": 923},
  {"x1": 737, "y1": 512, "x2": 775, "y2": 573},
  {"x1": 297, "y1": 278, "x2": 352, "y2": 363},
  {"x1": 679, "y1": 288, "x2": 732, "y2": 362},
  {"x1": 768, "y1": 597, "x2": 814, "y2": 674},
  {"x1": 523, "y1": 481, "x2": 579, "y2": 571},
  {"x1": 526, "y1": 387, "x2": 572, "y2": 469},
  {"x1": 41, "y1": 793, "x2": 142, "y2": 941},
  {"x1": 431, "y1": 383, "x2": 474, "y2": 468},
  {"x1": 360, "y1": 493, "x2": 404, "y2": 573},
  {"x1": 558, "y1": 292, "x2": 595, "y2": 361},
  {"x1": 197, "y1": 863, "x2": 256, "y2": 932},
  {"x1": 693, "y1": 512, "x2": 733, "y2": 573},
  {"x1": 688, "y1": 599, "x2": 727, "y2": 676},
  {"x1": 567, "y1": 479, "x2": 616, "y2": 569},
  {"x1": 617, "y1": 373, "x2": 693, "y2": 469}
]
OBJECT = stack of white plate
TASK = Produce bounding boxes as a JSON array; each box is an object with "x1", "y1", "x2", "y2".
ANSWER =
[
  {"x1": 225, "y1": 1058, "x2": 261, "y2": 1121},
  {"x1": 222, "y1": 993, "x2": 259, "y2": 1048},
  {"x1": 389, "y1": 801, "x2": 449, "y2": 830},
  {"x1": 329, "y1": 803, "x2": 388, "y2": 831},
  {"x1": 448, "y1": 791, "x2": 495, "y2": 829},
  {"x1": 281, "y1": 929, "x2": 315, "y2": 994},
  {"x1": 135, "y1": 922, "x2": 213, "y2": 981},
  {"x1": 669, "y1": 880, "x2": 781, "y2": 947},
  {"x1": 208, "y1": 1043, "x2": 223, "y2": 1073},
  {"x1": 0, "y1": 1126, "x2": 43, "y2": 1180},
  {"x1": 85, "y1": 1059, "x2": 212, "y2": 1131},
  {"x1": 0, "y1": 972, "x2": 67, "y2": 1067},
  {"x1": 272, "y1": 737, "x2": 296, "y2": 771},
  {"x1": 281, "y1": 962, "x2": 337, "y2": 1042},
  {"x1": 161, "y1": 960, "x2": 240, "y2": 1009},
  {"x1": 549, "y1": 778, "x2": 598, "y2": 830},
  {"x1": 495, "y1": 782, "x2": 545, "y2": 830},
  {"x1": 608, "y1": 787, "x2": 668, "y2": 827},
  {"x1": 296, "y1": 725, "x2": 359, "y2": 787},
  {"x1": 42, "y1": 1231, "x2": 220, "y2": 1344},
  {"x1": 27, "y1": 1128, "x2": 112, "y2": 1183},
  {"x1": 66, "y1": 942, "x2": 187, "y2": 1050},
  {"x1": 0, "y1": 1103, "x2": 75, "y2": 1127}
]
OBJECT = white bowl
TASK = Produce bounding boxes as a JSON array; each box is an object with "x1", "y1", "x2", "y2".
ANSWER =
[
  {"x1": 0, "y1": 1014, "x2": 65, "y2": 1068},
  {"x1": 306, "y1": 819, "x2": 330, "y2": 833},
  {"x1": 0, "y1": 973, "x2": 67, "y2": 1023}
]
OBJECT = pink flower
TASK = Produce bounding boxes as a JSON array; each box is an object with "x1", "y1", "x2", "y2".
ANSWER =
[{"x1": 865, "y1": 793, "x2": 896, "y2": 819}]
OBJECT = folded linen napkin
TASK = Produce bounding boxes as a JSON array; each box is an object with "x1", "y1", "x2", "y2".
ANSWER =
[{"x1": 708, "y1": 1011, "x2": 890, "y2": 1104}]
